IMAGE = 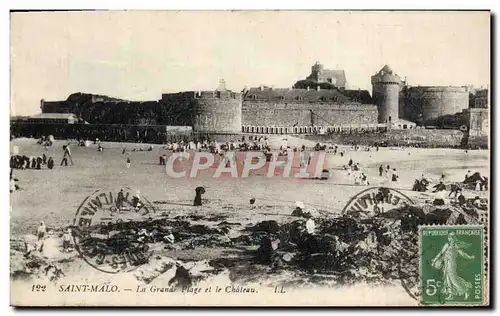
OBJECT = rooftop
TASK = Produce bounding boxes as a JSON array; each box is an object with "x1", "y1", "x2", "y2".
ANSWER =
[
  {"x1": 30, "y1": 113, "x2": 78, "y2": 120},
  {"x1": 243, "y1": 87, "x2": 360, "y2": 103}
]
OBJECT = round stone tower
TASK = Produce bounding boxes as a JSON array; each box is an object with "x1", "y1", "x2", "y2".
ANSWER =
[
  {"x1": 371, "y1": 65, "x2": 401, "y2": 125},
  {"x1": 192, "y1": 90, "x2": 242, "y2": 134}
]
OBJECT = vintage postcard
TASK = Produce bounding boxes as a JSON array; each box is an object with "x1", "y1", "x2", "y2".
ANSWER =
[{"x1": 9, "y1": 10, "x2": 490, "y2": 306}]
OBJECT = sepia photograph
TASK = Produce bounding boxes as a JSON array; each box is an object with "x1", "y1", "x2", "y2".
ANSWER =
[{"x1": 9, "y1": 10, "x2": 490, "y2": 307}]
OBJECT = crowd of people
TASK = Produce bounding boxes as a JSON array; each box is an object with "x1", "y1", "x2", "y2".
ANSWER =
[
  {"x1": 10, "y1": 154, "x2": 55, "y2": 170},
  {"x1": 11, "y1": 132, "x2": 489, "y2": 266}
]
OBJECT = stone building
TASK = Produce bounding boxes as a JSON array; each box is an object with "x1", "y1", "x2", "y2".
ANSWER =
[
  {"x1": 472, "y1": 89, "x2": 489, "y2": 108},
  {"x1": 34, "y1": 63, "x2": 488, "y2": 136},
  {"x1": 305, "y1": 61, "x2": 347, "y2": 89},
  {"x1": 403, "y1": 86, "x2": 469, "y2": 124},
  {"x1": 469, "y1": 108, "x2": 488, "y2": 137},
  {"x1": 241, "y1": 85, "x2": 379, "y2": 134},
  {"x1": 28, "y1": 113, "x2": 78, "y2": 124},
  {"x1": 371, "y1": 65, "x2": 416, "y2": 129}
]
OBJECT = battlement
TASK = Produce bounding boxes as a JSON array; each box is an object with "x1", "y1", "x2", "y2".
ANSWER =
[
  {"x1": 371, "y1": 74, "x2": 402, "y2": 85},
  {"x1": 194, "y1": 90, "x2": 241, "y2": 100},
  {"x1": 162, "y1": 90, "x2": 240, "y2": 101},
  {"x1": 242, "y1": 100, "x2": 376, "y2": 111},
  {"x1": 371, "y1": 65, "x2": 402, "y2": 85},
  {"x1": 243, "y1": 87, "x2": 355, "y2": 103},
  {"x1": 409, "y1": 86, "x2": 468, "y2": 93}
]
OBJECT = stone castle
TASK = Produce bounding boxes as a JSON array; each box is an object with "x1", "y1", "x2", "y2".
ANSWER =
[{"x1": 39, "y1": 62, "x2": 487, "y2": 136}]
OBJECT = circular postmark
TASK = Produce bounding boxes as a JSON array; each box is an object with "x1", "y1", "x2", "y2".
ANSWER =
[
  {"x1": 72, "y1": 187, "x2": 157, "y2": 274},
  {"x1": 342, "y1": 187, "x2": 420, "y2": 301},
  {"x1": 341, "y1": 186, "x2": 414, "y2": 218}
]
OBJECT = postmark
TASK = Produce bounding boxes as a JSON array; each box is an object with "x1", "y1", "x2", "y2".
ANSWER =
[
  {"x1": 342, "y1": 187, "x2": 420, "y2": 300},
  {"x1": 72, "y1": 187, "x2": 157, "y2": 274},
  {"x1": 419, "y1": 225, "x2": 485, "y2": 306},
  {"x1": 342, "y1": 186, "x2": 415, "y2": 218}
]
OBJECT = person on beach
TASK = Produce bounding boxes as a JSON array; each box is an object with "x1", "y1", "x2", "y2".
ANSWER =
[
  {"x1": 36, "y1": 221, "x2": 47, "y2": 252},
  {"x1": 116, "y1": 189, "x2": 125, "y2": 212},
  {"x1": 61, "y1": 144, "x2": 73, "y2": 166},
  {"x1": 457, "y1": 191, "x2": 466, "y2": 206},
  {"x1": 475, "y1": 180, "x2": 482, "y2": 191},
  {"x1": 465, "y1": 170, "x2": 471, "y2": 181},
  {"x1": 47, "y1": 157, "x2": 54, "y2": 169},
  {"x1": 391, "y1": 169, "x2": 398, "y2": 182},
  {"x1": 62, "y1": 228, "x2": 73, "y2": 252},
  {"x1": 379, "y1": 165, "x2": 384, "y2": 177},
  {"x1": 126, "y1": 157, "x2": 131, "y2": 169},
  {"x1": 361, "y1": 173, "x2": 369, "y2": 186}
]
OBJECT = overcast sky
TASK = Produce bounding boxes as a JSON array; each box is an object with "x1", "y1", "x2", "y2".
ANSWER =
[{"x1": 10, "y1": 10, "x2": 490, "y2": 116}]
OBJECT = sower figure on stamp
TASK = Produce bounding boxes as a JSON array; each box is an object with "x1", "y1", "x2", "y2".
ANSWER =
[{"x1": 431, "y1": 233, "x2": 474, "y2": 300}]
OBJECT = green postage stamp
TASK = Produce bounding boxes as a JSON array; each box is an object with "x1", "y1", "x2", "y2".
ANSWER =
[{"x1": 419, "y1": 225, "x2": 486, "y2": 306}]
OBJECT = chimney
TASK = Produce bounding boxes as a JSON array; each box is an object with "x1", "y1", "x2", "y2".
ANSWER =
[
  {"x1": 316, "y1": 86, "x2": 321, "y2": 91},
  {"x1": 307, "y1": 86, "x2": 310, "y2": 91}
]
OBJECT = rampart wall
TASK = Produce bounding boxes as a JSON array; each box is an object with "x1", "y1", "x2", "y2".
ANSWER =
[
  {"x1": 241, "y1": 101, "x2": 378, "y2": 127},
  {"x1": 9, "y1": 122, "x2": 188, "y2": 144},
  {"x1": 406, "y1": 86, "x2": 469, "y2": 122},
  {"x1": 190, "y1": 91, "x2": 242, "y2": 134},
  {"x1": 302, "y1": 129, "x2": 466, "y2": 148}
]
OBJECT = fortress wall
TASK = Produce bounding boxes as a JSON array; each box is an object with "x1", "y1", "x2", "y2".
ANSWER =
[
  {"x1": 161, "y1": 91, "x2": 242, "y2": 133},
  {"x1": 302, "y1": 129, "x2": 465, "y2": 148},
  {"x1": 241, "y1": 101, "x2": 378, "y2": 127},
  {"x1": 408, "y1": 87, "x2": 469, "y2": 122},
  {"x1": 41, "y1": 101, "x2": 70, "y2": 113},
  {"x1": 468, "y1": 136, "x2": 488, "y2": 149},
  {"x1": 160, "y1": 92, "x2": 197, "y2": 126},
  {"x1": 191, "y1": 91, "x2": 242, "y2": 134}
]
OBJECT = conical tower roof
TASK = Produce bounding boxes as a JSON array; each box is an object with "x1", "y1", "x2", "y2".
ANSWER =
[{"x1": 381, "y1": 65, "x2": 393, "y2": 74}]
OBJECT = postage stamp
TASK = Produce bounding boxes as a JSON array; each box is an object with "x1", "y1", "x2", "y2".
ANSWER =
[
  {"x1": 419, "y1": 225, "x2": 485, "y2": 306},
  {"x1": 9, "y1": 10, "x2": 490, "y2": 307}
]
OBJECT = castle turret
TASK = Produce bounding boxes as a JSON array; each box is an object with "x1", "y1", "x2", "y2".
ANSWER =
[
  {"x1": 371, "y1": 65, "x2": 401, "y2": 126},
  {"x1": 311, "y1": 61, "x2": 324, "y2": 77}
]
